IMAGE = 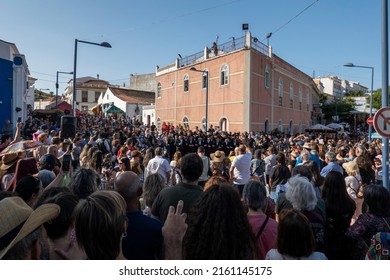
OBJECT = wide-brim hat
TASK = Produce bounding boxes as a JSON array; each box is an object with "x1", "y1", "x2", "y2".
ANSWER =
[
  {"x1": 0, "y1": 153, "x2": 19, "y2": 171},
  {"x1": 302, "y1": 143, "x2": 312, "y2": 150},
  {"x1": 342, "y1": 160, "x2": 359, "y2": 174},
  {"x1": 0, "y1": 197, "x2": 60, "y2": 259},
  {"x1": 290, "y1": 151, "x2": 298, "y2": 158},
  {"x1": 210, "y1": 150, "x2": 225, "y2": 163}
]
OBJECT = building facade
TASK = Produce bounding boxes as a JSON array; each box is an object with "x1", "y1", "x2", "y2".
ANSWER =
[
  {"x1": 155, "y1": 32, "x2": 319, "y2": 134},
  {"x1": 98, "y1": 87, "x2": 154, "y2": 122},
  {"x1": 314, "y1": 76, "x2": 344, "y2": 100},
  {"x1": 63, "y1": 76, "x2": 110, "y2": 113},
  {"x1": 0, "y1": 40, "x2": 35, "y2": 131}
]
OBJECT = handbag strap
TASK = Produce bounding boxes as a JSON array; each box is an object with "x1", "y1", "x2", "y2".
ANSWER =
[
  {"x1": 251, "y1": 161, "x2": 261, "y2": 176},
  {"x1": 383, "y1": 217, "x2": 390, "y2": 231},
  {"x1": 256, "y1": 216, "x2": 269, "y2": 239}
]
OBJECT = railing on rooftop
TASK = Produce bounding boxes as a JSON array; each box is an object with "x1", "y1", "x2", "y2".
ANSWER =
[
  {"x1": 252, "y1": 39, "x2": 269, "y2": 56},
  {"x1": 179, "y1": 50, "x2": 204, "y2": 67},
  {"x1": 177, "y1": 35, "x2": 269, "y2": 68}
]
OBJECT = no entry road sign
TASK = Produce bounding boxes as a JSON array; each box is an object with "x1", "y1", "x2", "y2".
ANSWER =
[
  {"x1": 373, "y1": 107, "x2": 390, "y2": 137},
  {"x1": 367, "y1": 116, "x2": 374, "y2": 126}
]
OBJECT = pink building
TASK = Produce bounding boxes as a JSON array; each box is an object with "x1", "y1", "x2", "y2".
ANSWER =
[{"x1": 156, "y1": 32, "x2": 320, "y2": 134}]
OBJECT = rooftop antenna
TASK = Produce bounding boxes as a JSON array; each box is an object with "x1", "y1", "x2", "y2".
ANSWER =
[{"x1": 266, "y1": 32, "x2": 272, "y2": 46}]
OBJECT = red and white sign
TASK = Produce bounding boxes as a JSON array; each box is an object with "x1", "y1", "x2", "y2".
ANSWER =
[
  {"x1": 373, "y1": 107, "x2": 390, "y2": 137},
  {"x1": 367, "y1": 116, "x2": 374, "y2": 126}
]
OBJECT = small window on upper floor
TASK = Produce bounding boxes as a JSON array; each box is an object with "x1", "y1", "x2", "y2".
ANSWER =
[
  {"x1": 278, "y1": 78, "x2": 284, "y2": 106},
  {"x1": 184, "y1": 74, "x2": 189, "y2": 92},
  {"x1": 298, "y1": 87, "x2": 303, "y2": 103},
  {"x1": 95, "y1": 91, "x2": 100, "y2": 102},
  {"x1": 157, "y1": 83, "x2": 162, "y2": 98},
  {"x1": 82, "y1": 91, "x2": 88, "y2": 102},
  {"x1": 306, "y1": 92, "x2": 310, "y2": 111},
  {"x1": 289, "y1": 83, "x2": 294, "y2": 108},
  {"x1": 265, "y1": 65, "x2": 270, "y2": 88},
  {"x1": 220, "y1": 64, "x2": 229, "y2": 86}
]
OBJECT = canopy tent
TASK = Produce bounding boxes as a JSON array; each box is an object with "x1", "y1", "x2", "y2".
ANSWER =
[
  {"x1": 306, "y1": 124, "x2": 336, "y2": 132},
  {"x1": 52, "y1": 101, "x2": 83, "y2": 116},
  {"x1": 371, "y1": 132, "x2": 382, "y2": 139},
  {"x1": 89, "y1": 103, "x2": 101, "y2": 114},
  {"x1": 104, "y1": 104, "x2": 125, "y2": 114},
  {"x1": 326, "y1": 123, "x2": 344, "y2": 130}
]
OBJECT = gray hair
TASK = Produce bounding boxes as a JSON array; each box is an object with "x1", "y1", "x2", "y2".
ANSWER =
[
  {"x1": 300, "y1": 149, "x2": 310, "y2": 162},
  {"x1": 286, "y1": 175, "x2": 317, "y2": 211},
  {"x1": 69, "y1": 167, "x2": 100, "y2": 199},
  {"x1": 325, "y1": 151, "x2": 336, "y2": 162},
  {"x1": 242, "y1": 180, "x2": 267, "y2": 211}
]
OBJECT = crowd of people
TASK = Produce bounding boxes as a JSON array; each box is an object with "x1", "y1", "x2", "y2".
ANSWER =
[{"x1": 0, "y1": 114, "x2": 389, "y2": 260}]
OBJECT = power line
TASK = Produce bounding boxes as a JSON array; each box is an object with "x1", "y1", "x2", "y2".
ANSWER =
[{"x1": 262, "y1": 0, "x2": 320, "y2": 43}]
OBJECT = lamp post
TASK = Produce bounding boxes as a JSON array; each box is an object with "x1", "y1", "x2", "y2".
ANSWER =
[
  {"x1": 72, "y1": 39, "x2": 111, "y2": 116},
  {"x1": 39, "y1": 88, "x2": 50, "y2": 109},
  {"x1": 56, "y1": 71, "x2": 73, "y2": 108},
  {"x1": 344, "y1": 63, "x2": 374, "y2": 142},
  {"x1": 190, "y1": 67, "x2": 209, "y2": 132}
]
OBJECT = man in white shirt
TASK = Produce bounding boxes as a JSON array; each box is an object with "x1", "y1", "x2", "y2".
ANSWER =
[
  {"x1": 145, "y1": 147, "x2": 171, "y2": 183},
  {"x1": 230, "y1": 144, "x2": 252, "y2": 196}
]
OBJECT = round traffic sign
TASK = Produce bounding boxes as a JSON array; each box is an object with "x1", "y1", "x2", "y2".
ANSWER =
[
  {"x1": 373, "y1": 107, "x2": 390, "y2": 137},
  {"x1": 367, "y1": 116, "x2": 374, "y2": 126}
]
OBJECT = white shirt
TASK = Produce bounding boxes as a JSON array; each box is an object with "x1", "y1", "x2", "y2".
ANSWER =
[
  {"x1": 145, "y1": 155, "x2": 171, "y2": 181},
  {"x1": 231, "y1": 152, "x2": 252, "y2": 185}
]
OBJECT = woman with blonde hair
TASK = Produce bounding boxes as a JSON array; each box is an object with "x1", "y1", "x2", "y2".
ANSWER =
[{"x1": 342, "y1": 160, "x2": 363, "y2": 224}]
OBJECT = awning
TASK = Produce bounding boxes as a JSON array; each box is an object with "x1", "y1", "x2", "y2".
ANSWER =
[
  {"x1": 89, "y1": 104, "x2": 101, "y2": 113},
  {"x1": 104, "y1": 104, "x2": 125, "y2": 114}
]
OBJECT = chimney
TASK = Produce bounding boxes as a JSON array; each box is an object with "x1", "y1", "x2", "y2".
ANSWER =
[{"x1": 97, "y1": 74, "x2": 100, "y2": 79}]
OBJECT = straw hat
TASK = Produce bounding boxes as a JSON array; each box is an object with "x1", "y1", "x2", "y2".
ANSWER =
[
  {"x1": 290, "y1": 151, "x2": 298, "y2": 158},
  {"x1": 302, "y1": 143, "x2": 312, "y2": 150},
  {"x1": 0, "y1": 197, "x2": 60, "y2": 259},
  {"x1": 342, "y1": 160, "x2": 359, "y2": 175},
  {"x1": 210, "y1": 150, "x2": 225, "y2": 163},
  {"x1": 0, "y1": 153, "x2": 19, "y2": 171}
]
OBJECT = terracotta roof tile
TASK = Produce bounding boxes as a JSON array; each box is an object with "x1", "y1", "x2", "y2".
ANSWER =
[{"x1": 109, "y1": 87, "x2": 154, "y2": 104}]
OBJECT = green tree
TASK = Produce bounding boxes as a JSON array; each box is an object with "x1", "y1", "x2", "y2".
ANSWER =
[
  {"x1": 370, "y1": 88, "x2": 389, "y2": 109},
  {"x1": 321, "y1": 100, "x2": 354, "y2": 123},
  {"x1": 346, "y1": 90, "x2": 365, "y2": 97}
]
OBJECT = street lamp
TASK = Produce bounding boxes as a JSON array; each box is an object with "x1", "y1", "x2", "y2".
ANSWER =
[
  {"x1": 56, "y1": 71, "x2": 73, "y2": 107},
  {"x1": 344, "y1": 63, "x2": 374, "y2": 142},
  {"x1": 72, "y1": 39, "x2": 111, "y2": 116},
  {"x1": 190, "y1": 67, "x2": 209, "y2": 132},
  {"x1": 39, "y1": 88, "x2": 50, "y2": 109}
]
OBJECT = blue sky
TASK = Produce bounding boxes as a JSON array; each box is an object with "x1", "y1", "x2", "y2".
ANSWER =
[{"x1": 0, "y1": 0, "x2": 382, "y2": 94}]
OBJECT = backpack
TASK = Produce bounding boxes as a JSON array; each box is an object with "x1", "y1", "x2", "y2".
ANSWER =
[{"x1": 366, "y1": 232, "x2": 390, "y2": 260}]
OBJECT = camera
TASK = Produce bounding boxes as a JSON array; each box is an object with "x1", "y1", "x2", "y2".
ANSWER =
[{"x1": 17, "y1": 117, "x2": 22, "y2": 123}]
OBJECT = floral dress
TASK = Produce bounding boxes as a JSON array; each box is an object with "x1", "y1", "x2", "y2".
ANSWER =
[{"x1": 346, "y1": 213, "x2": 390, "y2": 259}]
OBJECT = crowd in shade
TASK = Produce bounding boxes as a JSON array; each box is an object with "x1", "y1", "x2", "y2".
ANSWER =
[{"x1": 0, "y1": 113, "x2": 389, "y2": 260}]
